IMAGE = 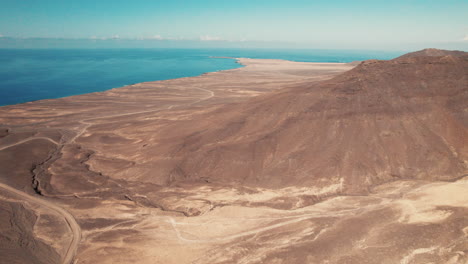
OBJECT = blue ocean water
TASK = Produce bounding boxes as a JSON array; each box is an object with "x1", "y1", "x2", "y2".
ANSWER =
[{"x1": 0, "y1": 49, "x2": 404, "y2": 106}]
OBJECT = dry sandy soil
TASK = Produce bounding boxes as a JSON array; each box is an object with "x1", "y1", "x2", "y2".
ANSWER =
[{"x1": 0, "y1": 49, "x2": 467, "y2": 264}]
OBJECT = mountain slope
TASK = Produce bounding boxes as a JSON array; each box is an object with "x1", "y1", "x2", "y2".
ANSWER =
[
  {"x1": 396, "y1": 48, "x2": 467, "y2": 59},
  {"x1": 149, "y1": 50, "x2": 468, "y2": 194}
]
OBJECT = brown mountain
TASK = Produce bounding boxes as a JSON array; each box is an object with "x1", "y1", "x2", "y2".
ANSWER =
[
  {"x1": 396, "y1": 48, "x2": 467, "y2": 59},
  {"x1": 139, "y1": 49, "x2": 468, "y2": 195}
]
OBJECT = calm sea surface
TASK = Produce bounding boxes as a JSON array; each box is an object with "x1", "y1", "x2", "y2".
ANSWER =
[{"x1": 0, "y1": 48, "x2": 403, "y2": 106}]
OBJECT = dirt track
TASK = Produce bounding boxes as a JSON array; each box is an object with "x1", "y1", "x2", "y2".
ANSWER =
[
  {"x1": 0, "y1": 183, "x2": 81, "y2": 264},
  {"x1": 0, "y1": 137, "x2": 59, "y2": 151}
]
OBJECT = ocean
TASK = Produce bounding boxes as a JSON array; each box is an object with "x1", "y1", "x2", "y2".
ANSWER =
[{"x1": 0, "y1": 48, "x2": 404, "y2": 106}]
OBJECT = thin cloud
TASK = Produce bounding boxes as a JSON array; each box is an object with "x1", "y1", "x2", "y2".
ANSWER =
[
  {"x1": 199, "y1": 35, "x2": 224, "y2": 41},
  {"x1": 137, "y1": 35, "x2": 165, "y2": 40},
  {"x1": 147, "y1": 35, "x2": 164, "y2": 40},
  {"x1": 86, "y1": 35, "x2": 249, "y2": 42},
  {"x1": 136, "y1": 35, "x2": 184, "y2": 40},
  {"x1": 89, "y1": 35, "x2": 122, "y2": 40},
  {"x1": 463, "y1": 34, "x2": 468, "y2": 41},
  {"x1": 90, "y1": 36, "x2": 113, "y2": 40}
]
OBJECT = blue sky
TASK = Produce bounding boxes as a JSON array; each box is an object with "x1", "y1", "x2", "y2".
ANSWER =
[{"x1": 0, "y1": 0, "x2": 467, "y2": 50}]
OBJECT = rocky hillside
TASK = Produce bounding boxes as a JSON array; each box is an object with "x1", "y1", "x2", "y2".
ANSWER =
[{"x1": 152, "y1": 49, "x2": 467, "y2": 194}]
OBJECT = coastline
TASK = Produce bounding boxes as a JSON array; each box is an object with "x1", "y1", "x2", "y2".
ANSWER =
[
  {"x1": 0, "y1": 51, "x2": 243, "y2": 107},
  {"x1": 0, "y1": 58, "x2": 350, "y2": 110},
  {"x1": 1, "y1": 47, "x2": 400, "y2": 107}
]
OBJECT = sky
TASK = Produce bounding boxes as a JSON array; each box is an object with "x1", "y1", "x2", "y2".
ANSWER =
[{"x1": 0, "y1": 0, "x2": 467, "y2": 50}]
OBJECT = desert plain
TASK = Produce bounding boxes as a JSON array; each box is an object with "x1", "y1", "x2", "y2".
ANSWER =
[{"x1": 0, "y1": 49, "x2": 467, "y2": 264}]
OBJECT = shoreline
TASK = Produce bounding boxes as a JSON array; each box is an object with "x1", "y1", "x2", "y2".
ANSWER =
[
  {"x1": 0, "y1": 58, "x2": 352, "y2": 108},
  {"x1": 0, "y1": 53, "x2": 241, "y2": 107},
  {"x1": 0, "y1": 58, "x2": 354, "y2": 130}
]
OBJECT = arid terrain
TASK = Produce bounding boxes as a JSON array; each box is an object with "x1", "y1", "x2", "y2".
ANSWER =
[{"x1": 0, "y1": 49, "x2": 467, "y2": 264}]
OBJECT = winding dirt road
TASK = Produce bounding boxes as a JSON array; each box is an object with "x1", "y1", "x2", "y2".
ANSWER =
[
  {"x1": 0, "y1": 137, "x2": 59, "y2": 151},
  {"x1": 0, "y1": 183, "x2": 81, "y2": 264},
  {"x1": 0, "y1": 82, "x2": 216, "y2": 263}
]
